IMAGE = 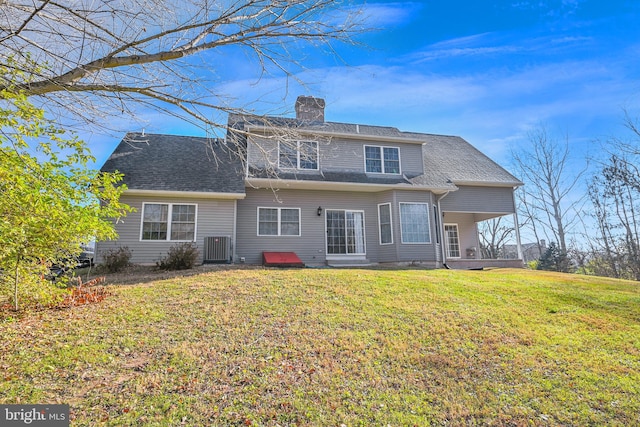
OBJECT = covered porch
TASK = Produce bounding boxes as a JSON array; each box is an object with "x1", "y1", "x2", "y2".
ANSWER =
[{"x1": 440, "y1": 210, "x2": 524, "y2": 269}]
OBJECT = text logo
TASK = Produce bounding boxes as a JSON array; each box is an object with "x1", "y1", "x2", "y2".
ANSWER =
[{"x1": 1, "y1": 405, "x2": 69, "y2": 427}]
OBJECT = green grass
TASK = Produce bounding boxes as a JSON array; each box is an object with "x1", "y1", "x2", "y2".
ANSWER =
[{"x1": 1, "y1": 268, "x2": 639, "y2": 426}]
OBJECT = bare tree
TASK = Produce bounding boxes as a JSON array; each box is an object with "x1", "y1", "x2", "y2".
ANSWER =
[
  {"x1": 478, "y1": 217, "x2": 514, "y2": 259},
  {"x1": 511, "y1": 126, "x2": 588, "y2": 255},
  {"x1": 586, "y1": 112, "x2": 640, "y2": 279},
  {"x1": 587, "y1": 182, "x2": 621, "y2": 277},
  {"x1": 515, "y1": 186, "x2": 545, "y2": 255},
  {"x1": 0, "y1": 0, "x2": 364, "y2": 131}
]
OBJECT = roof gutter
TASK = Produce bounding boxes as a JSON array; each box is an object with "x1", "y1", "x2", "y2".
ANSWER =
[
  {"x1": 245, "y1": 177, "x2": 455, "y2": 193},
  {"x1": 124, "y1": 189, "x2": 246, "y2": 200},
  {"x1": 453, "y1": 180, "x2": 524, "y2": 188}
]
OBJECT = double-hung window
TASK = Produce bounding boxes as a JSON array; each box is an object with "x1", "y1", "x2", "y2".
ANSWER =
[
  {"x1": 141, "y1": 203, "x2": 196, "y2": 241},
  {"x1": 258, "y1": 207, "x2": 301, "y2": 236},
  {"x1": 364, "y1": 145, "x2": 400, "y2": 174},
  {"x1": 279, "y1": 141, "x2": 318, "y2": 170},
  {"x1": 399, "y1": 202, "x2": 430, "y2": 244},
  {"x1": 378, "y1": 203, "x2": 393, "y2": 245}
]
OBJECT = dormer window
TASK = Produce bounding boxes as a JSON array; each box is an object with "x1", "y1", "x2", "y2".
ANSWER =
[
  {"x1": 364, "y1": 145, "x2": 400, "y2": 174},
  {"x1": 279, "y1": 140, "x2": 318, "y2": 170}
]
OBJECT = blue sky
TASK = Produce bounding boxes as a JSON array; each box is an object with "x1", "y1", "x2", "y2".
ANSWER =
[{"x1": 90, "y1": 0, "x2": 640, "y2": 169}]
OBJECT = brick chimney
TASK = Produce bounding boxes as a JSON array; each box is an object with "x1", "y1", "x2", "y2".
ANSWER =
[{"x1": 295, "y1": 96, "x2": 325, "y2": 122}]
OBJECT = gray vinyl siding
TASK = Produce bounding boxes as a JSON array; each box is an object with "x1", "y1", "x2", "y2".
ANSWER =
[
  {"x1": 321, "y1": 137, "x2": 424, "y2": 175},
  {"x1": 96, "y1": 194, "x2": 237, "y2": 265},
  {"x1": 236, "y1": 188, "x2": 379, "y2": 265},
  {"x1": 236, "y1": 188, "x2": 439, "y2": 265},
  {"x1": 392, "y1": 191, "x2": 438, "y2": 262},
  {"x1": 375, "y1": 192, "x2": 399, "y2": 263},
  {"x1": 373, "y1": 191, "x2": 438, "y2": 263},
  {"x1": 246, "y1": 135, "x2": 424, "y2": 176},
  {"x1": 442, "y1": 213, "x2": 480, "y2": 259},
  {"x1": 440, "y1": 185, "x2": 516, "y2": 214},
  {"x1": 246, "y1": 136, "x2": 279, "y2": 170}
]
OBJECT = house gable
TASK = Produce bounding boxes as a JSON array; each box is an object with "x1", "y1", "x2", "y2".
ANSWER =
[{"x1": 228, "y1": 97, "x2": 521, "y2": 194}]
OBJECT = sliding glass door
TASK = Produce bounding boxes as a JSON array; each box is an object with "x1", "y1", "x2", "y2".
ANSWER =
[{"x1": 326, "y1": 210, "x2": 365, "y2": 255}]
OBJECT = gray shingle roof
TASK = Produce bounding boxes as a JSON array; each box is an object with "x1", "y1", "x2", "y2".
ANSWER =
[
  {"x1": 408, "y1": 133, "x2": 522, "y2": 187},
  {"x1": 101, "y1": 133, "x2": 246, "y2": 194},
  {"x1": 228, "y1": 114, "x2": 417, "y2": 140},
  {"x1": 102, "y1": 117, "x2": 521, "y2": 195},
  {"x1": 230, "y1": 114, "x2": 522, "y2": 189}
]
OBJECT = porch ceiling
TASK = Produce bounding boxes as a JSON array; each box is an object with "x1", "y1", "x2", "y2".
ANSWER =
[{"x1": 474, "y1": 212, "x2": 513, "y2": 222}]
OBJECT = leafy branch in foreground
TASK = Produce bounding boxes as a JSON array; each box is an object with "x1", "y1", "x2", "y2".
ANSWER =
[{"x1": 0, "y1": 83, "x2": 132, "y2": 311}]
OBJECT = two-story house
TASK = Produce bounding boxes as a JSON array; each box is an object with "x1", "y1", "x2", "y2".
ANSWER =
[{"x1": 97, "y1": 96, "x2": 524, "y2": 268}]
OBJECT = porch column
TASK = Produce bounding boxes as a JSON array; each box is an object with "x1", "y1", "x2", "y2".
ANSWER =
[{"x1": 513, "y1": 211, "x2": 524, "y2": 261}]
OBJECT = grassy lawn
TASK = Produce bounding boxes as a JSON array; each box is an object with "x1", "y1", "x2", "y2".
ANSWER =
[{"x1": 1, "y1": 267, "x2": 639, "y2": 426}]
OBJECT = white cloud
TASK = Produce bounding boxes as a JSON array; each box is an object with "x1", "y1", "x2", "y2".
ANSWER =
[
  {"x1": 358, "y1": 2, "x2": 423, "y2": 27},
  {"x1": 509, "y1": 0, "x2": 584, "y2": 16},
  {"x1": 213, "y1": 51, "x2": 630, "y2": 158},
  {"x1": 429, "y1": 33, "x2": 495, "y2": 49},
  {"x1": 413, "y1": 45, "x2": 522, "y2": 62}
]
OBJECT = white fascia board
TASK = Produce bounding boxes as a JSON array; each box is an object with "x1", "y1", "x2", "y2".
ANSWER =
[
  {"x1": 124, "y1": 189, "x2": 246, "y2": 200},
  {"x1": 245, "y1": 125, "x2": 426, "y2": 145},
  {"x1": 245, "y1": 177, "x2": 453, "y2": 193}
]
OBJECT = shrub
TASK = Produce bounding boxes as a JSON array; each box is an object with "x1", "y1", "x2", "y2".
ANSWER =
[
  {"x1": 0, "y1": 262, "x2": 69, "y2": 310},
  {"x1": 537, "y1": 242, "x2": 572, "y2": 273},
  {"x1": 100, "y1": 246, "x2": 132, "y2": 273},
  {"x1": 156, "y1": 243, "x2": 200, "y2": 271}
]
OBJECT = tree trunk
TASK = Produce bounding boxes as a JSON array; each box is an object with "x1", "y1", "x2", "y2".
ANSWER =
[{"x1": 13, "y1": 255, "x2": 20, "y2": 312}]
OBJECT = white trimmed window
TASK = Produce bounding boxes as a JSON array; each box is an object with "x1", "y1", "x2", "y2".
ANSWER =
[
  {"x1": 279, "y1": 141, "x2": 318, "y2": 170},
  {"x1": 378, "y1": 203, "x2": 393, "y2": 245},
  {"x1": 141, "y1": 203, "x2": 196, "y2": 241},
  {"x1": 399, "y1": 202, "x2": 431, "y2": 244},
  {"x1": 364, "y1": 145, "x2": 400, "y2": 174},
  {"x1": 258, "y1": 207, "x2": 301, "y2": 236}
]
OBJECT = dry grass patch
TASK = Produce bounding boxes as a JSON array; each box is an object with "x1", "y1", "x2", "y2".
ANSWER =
[{"x1": 1, "y1": 268, "x2": 639, "y2": 425}]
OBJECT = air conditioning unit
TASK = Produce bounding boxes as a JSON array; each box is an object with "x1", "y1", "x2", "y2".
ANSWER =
[{"x1": 203, "y1": 236, "x2": 231, "y2": 263}]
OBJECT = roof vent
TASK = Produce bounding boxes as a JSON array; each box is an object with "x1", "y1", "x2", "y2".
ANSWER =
[{"x1": 295, "y1": 96, "x2": 325, "y2": 122}]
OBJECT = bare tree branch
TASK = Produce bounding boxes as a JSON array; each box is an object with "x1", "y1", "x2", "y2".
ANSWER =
[
  {"x1": 511, "y1": 126, "x2": 589, "y2": 253},
  {"x1": 0, "y1": 0, "x2": 365, "y2": 130},
  {"x1": 0, "y1": 0, "x2": 52, "y2": 44}
]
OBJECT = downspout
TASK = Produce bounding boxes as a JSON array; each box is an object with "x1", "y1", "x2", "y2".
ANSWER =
[
  {"x1": 238, "y1": 124, "x2": 247, "y2": 263},
  {"x1": 244, "y1": 134, "x2": 250, "y2": 179},
  {"x1": 436, "y1": 191, "x2": 451, "y2": 269}
]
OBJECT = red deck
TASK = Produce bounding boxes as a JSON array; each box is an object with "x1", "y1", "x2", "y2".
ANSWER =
[{"x1": 262, "y1": 251, "x2": 305, "y2": 267}]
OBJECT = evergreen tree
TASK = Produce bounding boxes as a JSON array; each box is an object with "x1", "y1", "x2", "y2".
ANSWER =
[{"x1": 537, "y1": 242, "x2": 572, "y2": 273}]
